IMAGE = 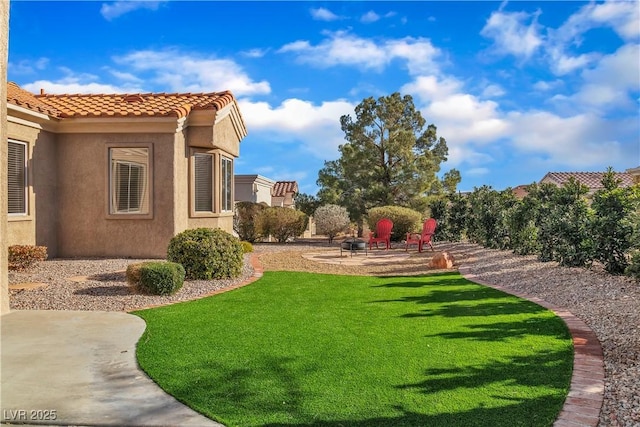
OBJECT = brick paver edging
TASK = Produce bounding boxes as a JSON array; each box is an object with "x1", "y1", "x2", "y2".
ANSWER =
[{"x1": 458, "y1": 266, "x2": 604, "y2": 427}]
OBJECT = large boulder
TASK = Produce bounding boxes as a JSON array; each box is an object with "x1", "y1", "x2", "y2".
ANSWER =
[{"x1": 428, "y1": 251, "x2": 455, "y2": 269}]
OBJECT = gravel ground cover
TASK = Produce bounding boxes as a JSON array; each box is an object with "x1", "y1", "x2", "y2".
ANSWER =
[{"x1": 7, "y1": 240, "x2": 639, "y2": 427}]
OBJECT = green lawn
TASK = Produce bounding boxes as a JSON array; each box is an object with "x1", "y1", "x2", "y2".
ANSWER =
[{"x1": 133, "y1": 271, "x2": 573, "y2": 427}]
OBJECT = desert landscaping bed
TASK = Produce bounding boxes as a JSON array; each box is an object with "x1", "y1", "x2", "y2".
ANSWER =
[{"x1": 7, "y1": 241, "x2": 639, "y2": 426}]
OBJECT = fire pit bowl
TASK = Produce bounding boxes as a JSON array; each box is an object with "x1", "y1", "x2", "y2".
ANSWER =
[{"x1": 340, "y1": 238, "x2": 368, "y2": 257}]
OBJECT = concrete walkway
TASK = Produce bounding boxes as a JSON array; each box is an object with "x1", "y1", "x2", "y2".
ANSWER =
[{"x1": 1, "y1": 310, "x2": 222, "y2": 426}]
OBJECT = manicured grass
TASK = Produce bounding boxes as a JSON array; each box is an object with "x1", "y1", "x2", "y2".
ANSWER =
[{"x1": 133, "y1": 271, "x2": 573, "y2": 427}]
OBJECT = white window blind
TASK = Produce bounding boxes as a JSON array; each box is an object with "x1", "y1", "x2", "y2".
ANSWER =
[
  {"x1": 8, "y1": 141, "x2": 27, "y2": 215},
  {"x1": 110, "y1": 147, "x2": 149, "y2": 214},
  {"x1": 194, "y1": 153, "x2": 213, "y2": 212}
]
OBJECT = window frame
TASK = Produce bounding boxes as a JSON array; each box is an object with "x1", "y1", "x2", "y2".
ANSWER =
[
  {"x1": 189, "y1": 148, "x2": 235, "y2": 217},
  {"x1": 7, "y1": 139, "x2": 28, "y2": 217},
  {"x1": 106, "y1": 143, "x2": 153, "y2": 220},
  {"x1": 221, "y1": 155, "x2": 233, "y2": 212}
]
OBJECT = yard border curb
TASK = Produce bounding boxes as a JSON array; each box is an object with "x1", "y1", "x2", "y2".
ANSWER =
[{"x1": 458, "y1": 265, "x2": 604, "y2": 427}]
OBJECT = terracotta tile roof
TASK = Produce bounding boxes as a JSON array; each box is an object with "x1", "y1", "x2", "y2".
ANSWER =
[
  {"x1": 7, "y1": 82, "x2": 61, "y2": 116},
  {"x1": 37, "y1": 90, "x2": 236, "y2": 119},
  {"x1": 6, "y1": 83, "x2": 236, "y2": 119},
  {"x1": 511, "y1": 185, "x2": 530, "y2": 199},
  {"x1": 271, "y1": 181, "x2": 298, "y2": 197},
  {"x1": 540, "y1": 171, "x2": 635, "y2": 191}
]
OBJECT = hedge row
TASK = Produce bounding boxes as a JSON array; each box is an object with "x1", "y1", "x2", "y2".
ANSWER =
[{"x1": 430, "y1": 169, "x2": 640, "y2": 278}]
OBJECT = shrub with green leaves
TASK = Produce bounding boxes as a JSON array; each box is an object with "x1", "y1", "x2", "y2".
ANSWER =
[
  {"x1": 126, "y1": 262, "x2": 148, "y2": 292},
  {"x1": 8, "y1": 245, "x2": 48, "y2": 271},
  {"x1": 591, "y1": 169, "x2": 640, "y2": 274},
  {"x1": 240, "y1": 241, "x2": 254, "y2": 254},
  {"x1": 314, "y1": 204, "x2": 351, "y2": 243},
  {"x1": 138, "y1": 262, "x2": 185, "y2": 296},
  {"x1": 539, "y1": 178, "x2": 593, "y2": 267},
  {"x1": 624, "y1": 250, "x2": 640, "y2": 281},
  {"x1": 234, "y1": 202, "x2": 267, "y2": 243},
  {"x1": 366, "y1": 206, "x2": 422, "y2": 242},
  {"x1": 466, "y1": 186, "x2": 516, "y2": 249},
  {"x1": 256, "y1": 207, "x2": 307, "y2": 243},
  {"x1": 167, "y1": 228, "x2": 243, "y2": 279}
]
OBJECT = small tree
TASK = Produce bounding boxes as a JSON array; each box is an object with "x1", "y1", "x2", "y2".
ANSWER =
[
  {"x1": 234, "y1": 202, "x2": 267, "y2": 242},
  {"x1": 314, "y1": 204, "x2": 351, "y2": 243},
  {"x1": 591, "y1": 168, "x2": 640, "y2": 274},
  {"x1": 257, "y1": 207, "x2": 308, "y2": 243},
  {"x1": 539, "y1": 178, "x2": 593, "y2": 267}
]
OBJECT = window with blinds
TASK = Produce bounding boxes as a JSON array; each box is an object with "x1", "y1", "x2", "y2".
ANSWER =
[
  {"x1": 221, "y1": 156, "x2": 233, "y2": 212},
  {"x1": 109, "y1": 148, "x2": 149, "y2": 214},
  {"x1": 194, "y1": 153, "x2": 213, "y2": 212},
  {"x1": 8, "y1": 141, "x2": 27, "y2": 215}
]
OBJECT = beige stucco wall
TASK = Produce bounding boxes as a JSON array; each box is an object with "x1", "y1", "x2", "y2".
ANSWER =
[
  {"x1": 1, "y1": 0, "x2": 10, "y2": 314},
  {"x1": 213, "y1": 117, "x2": 241, "y2": 157},
  {"x1": 6, "y1": 121, "x2": 59, "y2": 255},
  {"x1": 55, "y1": 133, "x2": 176, "y2": 258}
]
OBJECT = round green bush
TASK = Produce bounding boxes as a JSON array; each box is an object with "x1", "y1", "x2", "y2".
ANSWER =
[
  {"x1": 138, "y1": 261, "x2": 185, "y2": 296},
  {"x1": 367, "y1": 206, "x2": 423, "y2": 242},
  {"x1": 240, "y1": 241, "x2": 254, "y2": 254},
  {"x1": 167, "y1": 228, "x2": 243, "y2": 280}
]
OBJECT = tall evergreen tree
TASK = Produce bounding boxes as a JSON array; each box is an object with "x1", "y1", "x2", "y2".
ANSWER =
[{"x1": 317, "y1": 93, "x2": 456, "y2": 226}]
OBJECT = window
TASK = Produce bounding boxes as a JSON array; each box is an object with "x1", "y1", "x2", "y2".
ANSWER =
[
  {"x1": 221, "y1": 156, "x2": 233, "y2": 211},
  {"x1": 194, "y1": 153, "x2": 213, "y2": 212},
  {"x1": 8, "y1": 140, "x2": 27, "y2": 215},
  {"x1": 109, "y1": 147, "x2": 150, "y2": 215}
]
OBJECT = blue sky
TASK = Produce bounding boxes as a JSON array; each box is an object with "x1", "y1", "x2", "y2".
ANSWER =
[{"x1": 7, "y1": 1, "x2": 640, "y2": 195}]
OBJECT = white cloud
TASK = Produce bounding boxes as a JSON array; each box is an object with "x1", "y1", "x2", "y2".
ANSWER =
[
  {"x1": 467, "y1": 167, "x2": 491, "y2": 176},
  {"x1": 8, "y1": 58, "x2": 49, "y2": 75},
  {"x1": 310, "y1": 7, "x2": 341, "y2": 21},
  {"x1": 361, "y1": 11, "x2": 380, "y2": 24},
  {"x1": 100, "y1": 1, "x2": 167, "y2": 21},
  {"x1": 532, "y1": 79, "x2": 564, "y2": 91},
  {"x1": 505, "y1": 110, "x2": 628, "y2": 167},
  {"x1": 544, "y1": 1, "x2": 640, "y2": 75},
  {"x1": 238, "y1": 98, "x2": 355, "y2": 159},
  {"x1": 241, "y1": 48, "x2": 268, "y2": 58},
  {"x1": 113, "y1": 50, "x2": 271, "y2": 96},
  {"x1": 481, "y1": 84, "x2": 505, "y2": 98},
  {"x1": 23, "y1": 79, "x2": 141, "y2": 95},
  {"x1": 279, "y1": 31, "x2": 441, "y2": 75},
  {"x1": 480, "y1": 8, "x2": 543, "y2": 60}
]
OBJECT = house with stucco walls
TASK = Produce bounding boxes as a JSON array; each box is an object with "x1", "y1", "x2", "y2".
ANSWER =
[{"x1": 6, "y1": 82, "x2": 247, "y2": 259}]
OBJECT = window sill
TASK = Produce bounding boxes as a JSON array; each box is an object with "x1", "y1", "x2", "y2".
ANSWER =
[
  {"x1": 8, "y1": 214, "x2": 32, "y2": 222},
  {"x1": 106, "y1": 212, "x2": 154, "y2": 220}
]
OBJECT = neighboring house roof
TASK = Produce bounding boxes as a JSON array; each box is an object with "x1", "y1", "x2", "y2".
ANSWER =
[
  {"x1": 272, "y1": 181, "x2": 298, "y2": 197},
  {"x1": 7, "y1": 82, "x2": 237, "y2": 119},
  {"x1": 540, "y1": 171, "x2": 635, "y2": 192},
  {"x1": 8, "y1": 81, "x2": 61, "y2": 116},
  {"x1": 511, "y1": 185, "x2": 530, "y2": 199}
]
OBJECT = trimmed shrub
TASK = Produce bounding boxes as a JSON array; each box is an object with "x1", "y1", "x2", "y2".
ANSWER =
[
  {"x1": 125, "y1": 262, "x2": 148, "y2": 292},
  {"x1": 138, "y1": 262, "x2": 185, "y2": 295},
  {"x1": 624, "y1": 250, "x2": 640, "y2": 281},
  {"x1": 256, "y1": 207, "x2": 307, "y2": 243},
  {"x1": 240, "y1": 241, "x2": 254, "y2": 254},
  {"x1": 8, "y1": 245, "x2": 48, "y2": 271},
  {"x1": 234, "y1": 202, "x2": 267, "y2": 242},
  {"x1": 314, "y1": 204, "x2": 351, "y2": 243},
  {"x1": 167, "y1": 228, "x2": 243, "y2": 280},
  {"x1": 366, "y1": 206, "x2": 422, "y2": 242}
]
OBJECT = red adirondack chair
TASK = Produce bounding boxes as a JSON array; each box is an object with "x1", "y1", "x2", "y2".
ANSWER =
[
  {"x1": 405, "y1": 218, "x2": 437, "y2": 252},
  {"x1": 368, "y1": 218, "x2": 393, "y2": 250}
]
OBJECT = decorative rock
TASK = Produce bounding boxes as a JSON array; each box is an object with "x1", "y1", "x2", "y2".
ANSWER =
[{"x1": 428, "y1": 251, "x2": 455, "y2": 269}]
